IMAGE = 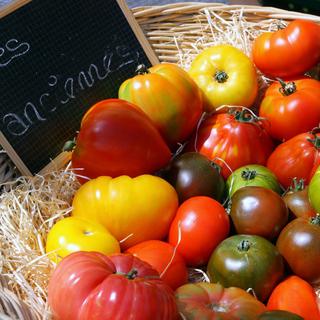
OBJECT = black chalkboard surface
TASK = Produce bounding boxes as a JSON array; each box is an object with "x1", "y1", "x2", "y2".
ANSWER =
[{"x1": 0, "y1": 0, "x2": 158, "y2": 175}]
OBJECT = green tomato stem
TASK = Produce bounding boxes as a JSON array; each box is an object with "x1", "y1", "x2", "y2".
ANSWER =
[
  {"x1": 289, "y1": 177, "x2": 305, "y2": 192},
  {"x1": 136, "y1": 64, "x2": 150, "y2": 75},
  {"x1": 310, "y1": 214, "x2": 320, "y2": 226},
  {"x1": 215, "y1": 70, "x2": 229, "y2": 83},
  {"x1": 277, "y1": 78, "x2": 297, "y2": 96},
  {"x1": 241, "y1": 169, "x2": 257, "y2": 180},
  {"x1": 126, "y1": 269, "x2": 139, "y2": 280},
  {"x1": 237, "y1": 240, "x2": 251, "y2": 252}
]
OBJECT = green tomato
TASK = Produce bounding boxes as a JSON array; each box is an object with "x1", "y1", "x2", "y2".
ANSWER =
[
  {"x1": 309, "y1": 165, "x2": 320, "y2": 212},
  {"x1": 257, "y1": 310, "x2": 304, "y2": 320},
  {"x1": 226, "y1": 164, "x2": 282, "y2": 197}
]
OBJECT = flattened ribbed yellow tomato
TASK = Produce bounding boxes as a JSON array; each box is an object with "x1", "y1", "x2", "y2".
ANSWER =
[
  {"x1": 72, "y1": 175, "x2": 178, "y2": 249},
  {"x1": 189, "y1": 45, "x2": 258, "y2": 111}
]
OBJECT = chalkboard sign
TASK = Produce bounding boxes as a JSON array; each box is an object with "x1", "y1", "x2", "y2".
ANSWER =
[{"x1": 0, "y1": 0, "x2": 158, "y2": 175}]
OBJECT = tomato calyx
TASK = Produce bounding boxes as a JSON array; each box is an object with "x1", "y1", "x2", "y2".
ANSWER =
[
  {"x1": 237, "y1": 239, "x2": 252, "y2": 251},
  {"x1": 136, "y1": 64, "x2": 150, "y2": 75},
  {"x1": 215, "y1": 70, "x2": 229, "y2": 83},
  {"x1": 232, "y1": 109, "x2": 260, "y2": 124},
  {"x1": 63, "y1": 137, "x2": 77, "y2": 152},
  {"x1": 241, "y1": 168, "x2": 257, "y2": 180},
  {"x1": 310, "y1": 214, "x2": 320, "y2": 226},
  {"x1": 307, "y1": 128, "x2": 320, "y2": 149},
  {"x1": 288, "y1": 177, "x2": 305, "y2": 192},
  {"x1": 277, "y1": 78, "x2": 297, "y2": 96},
  {"x1": 125, "y1": 269, "x2": 139, "y2": 280}
]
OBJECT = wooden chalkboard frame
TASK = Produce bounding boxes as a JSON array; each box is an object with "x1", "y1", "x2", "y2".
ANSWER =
[{"x1": 0, "y1": 0, "x2": 159, "y2": 176}]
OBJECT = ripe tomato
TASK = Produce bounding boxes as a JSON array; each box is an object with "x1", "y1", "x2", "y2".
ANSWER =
[
  {"x1": 191, "y1": 108, "x2": 274, "y2": 178},
  {"x1": 70, "y1": 99, "x2": 171, "y2": 181},
  {"x1": 126, "y1": 240, "x2": 188, "y2": 290},
  {"x1": 162, "y1": 152, "x2": 225, "y2": 203},
  {"x1": 188, "y1": 44, "x2": 258, "y2": 111},
  {"x1": 252, "y1": 20, "x2": 320, "y2": 78},
  {"x1": 118, "y1": 63, "x2": 203, "y2": 145},
  {"x1": 230, "y1": 186, "x2": 288, "y2": 240},
  {"x1": 276, "y1": 215, "x2": 320, "y2": 284},
  {"x1": 309, "y1": 165, "x2": 320, "y2": 212},
  {"x1": 259, "y1": 79, "x2": 320, "y2": 141},
  {"x1": 175, "y1": 282, "x2": 266, "y2": 319},
  {"x1": 207, "y1": 234, "x2": 285, "y2": 302},
  {"x1": 168, "y1": 196, "x2": 230, "y2": 267},
  {"x1": 267, "y1": 129, "x2": 320, "y2": 189},
  {"x1": 267, "y1": 275, "x2": 320, "y2": 320},
  {"x1": 48, "y1": 252, "x2": 178, "y2": 320},
  {"x1": 226, "y1": 164, "x2": 282, "y2": 197},
  {"x1": 72, "y1": 175, "x2": 178, "y2": 250},
  {"x1": 46, "y1": 217, "x2": 120, "y2": 263},
  {"x1": 283, "y1": 178, "x2": 316, "y2": 219}
]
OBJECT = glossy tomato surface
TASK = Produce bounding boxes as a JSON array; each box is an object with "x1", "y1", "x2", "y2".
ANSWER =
[
  {"x1": 252, "y1": 20, "x2": 320, "y2": 78},
  {"x1": 309, "y1": 165, "x2": 320, "y2": 212},
  {"x1": 175, "y1": 282, "x2": 266, "y2": 319},
  {"x1": 276, "y1": 215, "x2": 320, "y2": 284},
  {"x1": 72, "y1": 175, "x2": 178, "y2": 249},
  {"x1": 126, "y1": 240, "x2": 188, "y2": 290},
  {"x1": 71, "y1": 99, "x2": 171, "y2": 181},
  {"x1": 48, "y1": 252, "x2": 178, "y2": 320},
  {"x1": 259, "y1": 79, "x2": 320, "y2": 141},
  {"x1": 192, "y1": 109, "x2": 274, "y2": 178},
  {"x1": 258, "y1": 310, "x2": 303, "y2": 320},
  {"x1": 168, "y1": 196, "x2": 230, "y2": 267},
  {"x1": 267, "y1": 275, "x2": 320, "y2": 320},
  {"x1": 230, "y1": 186, "x2": 288, "y2": 240},
  {"x1": 207, "y1": 234, "x2": 284, "y2": 302},
  {"x1": 119, "y1": 63, "x2": 203, "y2": 145}
]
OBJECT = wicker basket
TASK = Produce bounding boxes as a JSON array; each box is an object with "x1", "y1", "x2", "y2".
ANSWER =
[{"x1": 0, "y1": 3, "x2": 319, "y2": 319}]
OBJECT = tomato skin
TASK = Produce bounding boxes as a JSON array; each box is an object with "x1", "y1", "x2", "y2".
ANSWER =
[
  {"x1": 267, "y1": 130, "x2": 320, "y2": 189},
  {"x1": 46, "y1": 217, "x2": 120, "y2": 263},
  {"x1": 230, "y1": 186, "x2": 288, "y2": 240},
  {"x1": 189, "y1": 44, "x2": 258, "y2": 111},
  {"x1": 72, "y1": 175, "x2": 178, "y2": 250},
  {"x1": 259, "y1": 79, "x2": 320, "y2": 141},
  {"x1": 168, "y1": 196, "x2": 230, "y2": 267},
  {"x1": 252, "y1": 20, "x2": 320, "y2": 78},
  {"x1": 258, "y1": 310, "x2": 303, "y2": 320},
  {"x1": 192, "y1": 109, "x2": 274, "y2": 178},
  {"x1": 276, "y1": 216, "x2": 320, "y2": 285},
  {"x1": 175, "y1": 282, "x2": 266, "y2": 319},
  {"x1": 126, "y1": 240, "x2": 188, "y2": 290},
  {"x1": 267, "y1": 276, "x2": 320, "y2": 320},
  {"x1": 207, "y1": 234, "x2": 285, "y2": 302},
  {"x1": 119, "y1": 63, "x2": 203, "y2": 145},
  {"x1": 71, "y1": 99, "x2": 171, "y2": 181},
  {"x1": 48, "y1": 252, "x2": 178, "y2": 320},
  {"x1": 309, "y1": 166, "x2": 320, "y2": 212}
]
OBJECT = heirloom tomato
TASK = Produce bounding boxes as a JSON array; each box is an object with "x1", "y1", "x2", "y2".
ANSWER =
[
  {"x1": 207, "y1": 234, "x2": 284, "y2": 302},
  {"x1": 259, "y1": 79, "x2": 320, "y2": 141},
  {"x1": 72, "y1": 175, "x2": 178, "y2": 250},
  {"x1": 258, "y1": 310, "x2": 303, "y2": 320},
  {"x1": 189, "y1": 44, "x2": 258, "y2": 111},
  {"x1": 48, "y1": 252, "x2": 178, "y2": 320},
  {"x1": 267, "y1": 275, "x2": 320, "y2": 320},
  {"x1": 118, "y1": 63, "x2": 203, "y2": 145},
  {"x1": 46, "y1": 217, "x2": 120, "y2": 263},
  {"x1": 309, "y1": 165, "x2": 320, "y2": 212},
  {"x1": 252, "y1": 20, "x2": 320, "y2": 78},
  {"x1": 162, "y1": 152, "x2": 225, "y2": 203},
  {"x1": 69, "y1": 99, "x2": 171, "y2": 181},
  {"x1": 276, "y1": 215, "x2": 320, "y2": 284},
  {"x1": 283, "y1": 178, "x2": 316, "y2": 219},
  {"x1": 267, "y1": 129, "x2": 320, "y2": 189},
  {"x1": 175, "y1": 282, "x2": 266, "y2": 319},
  {"x1": 226, "y1": 164, "x2": 281, "y2": 197},
  {"x1": 168, "y1": 196, "x2": 230, "y2": 267},
  {"x1": 191, "y1": 108, "x2": 274, "y2": 178},
  {"x1": 230, "y1": 186, "x2": 288, "y2": 240},
  {"x1": 126, "y1": 240, "x2": 188, "y2": 290}
]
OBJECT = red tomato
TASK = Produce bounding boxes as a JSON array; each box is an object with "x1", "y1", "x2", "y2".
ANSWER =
[
  {"x1": 267, "y1": 275, "x2": 320, "y2": 320},
  {"x1": 126, "y1": 240, "x2": 188, "y2": 290},
  {"x1": 191, "y1": 108, "x2": 274, "y2": 178},
  {"x1": 252, "y1": 20, "x2": 320, "y2": 78},
  {"x1": 70, "y1": 99, "x2": 171, "y2": 181},
  {"x1": 168, "y1": 196, "x2": 230, "y2": 267},
  {"x1": 259, "y1": 79, "x2": 320, "y2": 141},
  {"x1": 267, "y1": 129, "x2": 320, "y2": 189},
  {"x1": 48, "y1": 252, "x2": 178, "y2": 320}
]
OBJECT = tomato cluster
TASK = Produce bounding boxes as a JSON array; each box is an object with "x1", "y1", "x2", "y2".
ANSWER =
[{"x1": 47, "y1": 19, "x2": 320, "y2": 320}]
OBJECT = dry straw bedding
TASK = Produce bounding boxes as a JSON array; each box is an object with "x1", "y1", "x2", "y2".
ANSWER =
[{"x1": 0, "y1": 3, "x2": 320, "y2": 319}]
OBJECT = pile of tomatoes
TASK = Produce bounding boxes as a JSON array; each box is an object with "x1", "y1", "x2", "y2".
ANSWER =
[{"x1": 46, "y1": 19, "x2": 320, "y2": 320}]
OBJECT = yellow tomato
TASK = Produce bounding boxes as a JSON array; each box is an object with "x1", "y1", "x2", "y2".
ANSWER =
[
  {"x1": 189, "y1": 45, "x2": 258, "y2": 111},
  {"x1": 46, "y1": 217, "x2": 120, "y2": 263},
  {"x1": 72, "y1": 175, "x2": 179, "y2": 250}
]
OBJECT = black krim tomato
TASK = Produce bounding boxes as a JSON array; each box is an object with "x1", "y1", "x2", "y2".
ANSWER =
[
  {"x1": 230, "y1": 186, "x2": 289, "y2": 240},
  {"x1": 162, "y1": 152, "x2": 225, "y2": 203},
  {"x1": 257, "y1": 310, "x2": 304, "y2": 320},
  {"x1": 207, "y1": 234, "x2": 285, "y2": 302}
]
